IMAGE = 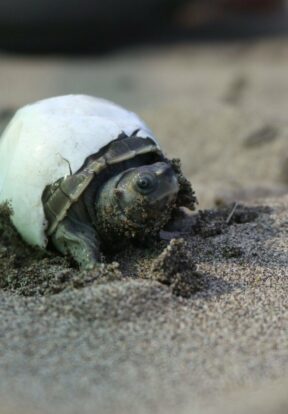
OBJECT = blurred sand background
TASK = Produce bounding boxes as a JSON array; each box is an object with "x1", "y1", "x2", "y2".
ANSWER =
[
  {"x1": 0, "y1": 38, "x2": 288, "y2": 207},
  {"x1": 0, "y1": 33, "x2": 287, "y2": 414}
]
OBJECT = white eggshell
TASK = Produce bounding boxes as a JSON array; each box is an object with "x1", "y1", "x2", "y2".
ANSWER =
[{"x1": 0, "y1": 95, "x2": 157, "y2": 248}]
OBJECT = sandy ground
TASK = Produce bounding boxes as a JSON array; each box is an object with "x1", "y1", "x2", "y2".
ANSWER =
[{"x1": 0, "y1": 38, "x2": 288, "y2": 413}]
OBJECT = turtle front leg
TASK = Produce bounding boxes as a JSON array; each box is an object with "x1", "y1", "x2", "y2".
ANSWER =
[{"x1": 51, "y1": 216, "x2": 101, "y2": 270}]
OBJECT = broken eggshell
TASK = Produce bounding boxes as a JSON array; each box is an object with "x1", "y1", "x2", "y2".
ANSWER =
[{"x1": 0, "y1": 95, "x2": 157, "y2": 248}]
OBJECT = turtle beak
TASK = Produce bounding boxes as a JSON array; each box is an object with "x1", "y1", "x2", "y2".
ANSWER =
[{"x1": 149, "y1": 162, "x2": 179, "y2": 207}]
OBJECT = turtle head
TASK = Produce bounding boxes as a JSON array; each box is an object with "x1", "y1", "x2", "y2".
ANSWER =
[
  {"x1": 95, "y1": 162, "x2": 179, "y2": 245},
  {"x1": 115, "y1": 162, "x2": 179, "y2": 221}
]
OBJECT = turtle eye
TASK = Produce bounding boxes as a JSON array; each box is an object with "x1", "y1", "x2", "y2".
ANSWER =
[{"x1": 136, "y1": 173, "x2": 156, "y2": 194}]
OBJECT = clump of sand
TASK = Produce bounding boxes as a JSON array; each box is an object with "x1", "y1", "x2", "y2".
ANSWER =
[{"x1": 0, "y1": 203, "x2": 203, "y2": 297}]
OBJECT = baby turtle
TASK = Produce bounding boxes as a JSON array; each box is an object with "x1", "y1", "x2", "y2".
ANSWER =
[{"x1": 0, "y1": 95, "x2": 196, "y2": 269}]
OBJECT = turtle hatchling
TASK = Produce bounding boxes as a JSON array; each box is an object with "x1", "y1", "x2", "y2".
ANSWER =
[{"x1": 0, "y1": 95, "x2": 196, "y2": 269}]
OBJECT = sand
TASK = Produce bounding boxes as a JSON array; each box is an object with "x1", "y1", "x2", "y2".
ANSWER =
[
  {"x1": 0, "y1": 197, "x2": 287, "y2": 414},
  {"x1": 0, "y1": 38, "x2": 288, "y2": 413}
]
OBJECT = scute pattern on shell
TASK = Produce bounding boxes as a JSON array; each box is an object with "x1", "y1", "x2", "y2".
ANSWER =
[
  {"x1": 0, "y1": 95, "x2": 157, "y2": 248},
  {"x1": 43, "y1": 136, "x2": 160, "y2": 238}
]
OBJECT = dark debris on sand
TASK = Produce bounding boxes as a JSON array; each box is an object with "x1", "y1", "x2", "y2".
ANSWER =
[
  {"x1": 148, "y1": 238, "x2": 204, "y2": 297},
  {"x1": 0, "y1": 201, "x2": 269, "y2": 298}
]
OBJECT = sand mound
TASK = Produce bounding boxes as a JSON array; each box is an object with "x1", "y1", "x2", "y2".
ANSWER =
[{"x1": 0, "y1": 195, "x2": 287, "y2": 414}]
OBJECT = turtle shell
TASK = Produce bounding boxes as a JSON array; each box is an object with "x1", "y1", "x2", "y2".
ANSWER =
[
  {"x1": 0, "y1": 95, "x2": 158, "y2": 248},
  {"x1": 42, "y1": 135, "x2": 161, "y2": 237}
]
